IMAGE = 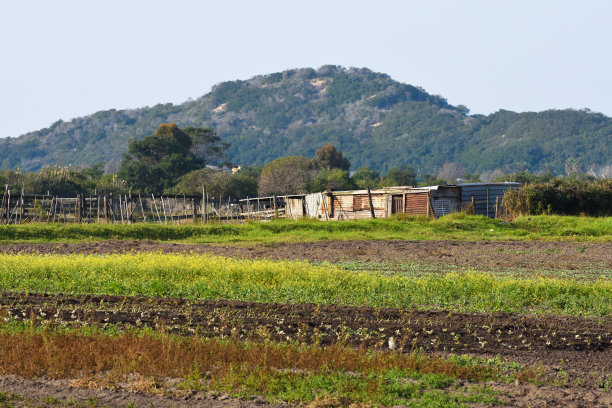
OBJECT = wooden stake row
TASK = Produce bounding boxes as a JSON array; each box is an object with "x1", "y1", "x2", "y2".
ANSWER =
[{"x1": 0, "y1": 186, "x2": 250, "y2": 224}]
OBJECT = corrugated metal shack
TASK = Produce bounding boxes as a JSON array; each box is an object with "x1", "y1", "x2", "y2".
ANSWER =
[
  {"x1": 291, "y1": 185, "x2": 463, "y2": 220},
  {"x1": 243, "y1": 183, "x2": 519, "y2": 220},
  {"x1": 460, "y1": 183, "x2": 520, "y2": 218}
]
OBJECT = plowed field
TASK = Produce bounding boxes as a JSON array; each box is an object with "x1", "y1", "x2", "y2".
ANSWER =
[
  {"x1": 1, "y1": 239, "x2": 611, "y2": 407},
  {"x1": 3, "y1": 292, "x2": 611, "y2": 378},
  {"x1": 2, "y1": 240, "x2": 610, "y2": 271}
]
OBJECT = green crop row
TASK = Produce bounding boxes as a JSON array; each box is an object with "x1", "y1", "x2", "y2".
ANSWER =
[
  {"x1": 1, "y1": 253, "x2": 610, "y2": 317},
  {"x1": 0, "y1": 214, "x2": 611, "y2": 243}
]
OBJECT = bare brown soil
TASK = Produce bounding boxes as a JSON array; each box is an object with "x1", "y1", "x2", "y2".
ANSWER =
[
  {"x1": 0, "y1": 374, "x2": 292, "y2": 408},
  {"x1": 1, "y1": 239, "x2": 611, "y2": 271}
]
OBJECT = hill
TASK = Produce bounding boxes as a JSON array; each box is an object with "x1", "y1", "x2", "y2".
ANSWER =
[{"x1": 1, "y1": 65, "x2": 611, "y2": 175}]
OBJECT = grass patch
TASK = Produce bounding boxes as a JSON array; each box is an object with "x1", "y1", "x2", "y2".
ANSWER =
[
  {"x1": 0, "y1": 214, "x2": 610, "y2": 244},
  {"x1": 1, "y1": 253, "x2": 610, "y2": 316}
]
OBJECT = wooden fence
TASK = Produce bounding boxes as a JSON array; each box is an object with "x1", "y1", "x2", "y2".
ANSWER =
[{"x1": 0, "y1": 186, "x2": 283, "y2": 224}]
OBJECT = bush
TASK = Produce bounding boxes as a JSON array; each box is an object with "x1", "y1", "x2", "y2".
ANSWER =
[{"x1": 503, "y1": 179, "x2": 612, "y2": 216}]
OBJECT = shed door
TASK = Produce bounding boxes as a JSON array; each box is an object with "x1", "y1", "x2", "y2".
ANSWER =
[{"x1": 391, "y1": 195, "x2": 404, "y2": 214}]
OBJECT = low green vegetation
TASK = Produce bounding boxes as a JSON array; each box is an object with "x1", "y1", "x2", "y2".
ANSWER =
[
  {"x1": 0, "y1": 323, "x2": 505, "y2": 407},
  {"x1": 0, "y1": 214, "x2": 611, "y2": 243},
  {"x1": 334, "y1": 260, "x2": 612, "y2": 281},
  {"x1": 1, "y1": 253, "x2": 610, "y2": 316}
]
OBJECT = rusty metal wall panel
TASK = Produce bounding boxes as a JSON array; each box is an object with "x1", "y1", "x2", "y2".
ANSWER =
[
  {"x1": 333, "y1": 195, "x2": 353, "y2": 211},
  {"x1": 332, "y1": 195, "x2": 353, "y2": 219},
  {"x1": 374, "y1": 208, "x2": 386, "y2": 218},
  {"x1": 352, "y1": 194, "x2": 385, "y2": 210},
  {"x1": 340, "y1": 195, "x2": 354, "y2": 210},
  {"x1": 404, "y1": 192, "x2": 429, "y2": 215},
  {"x1": 353, "y1": 195, "x2": 368, "y2": 210},
  {"x1": 350, "y1": 211, "x2": 373, "y2": 220},
  {"x1": 371, "y1": 195, "x2": 385, "y2": 209}
]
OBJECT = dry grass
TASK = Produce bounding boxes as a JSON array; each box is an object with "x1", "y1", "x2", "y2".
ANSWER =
[{"x1": 0, "y1": 329, "x2": 486, "y2": 382}]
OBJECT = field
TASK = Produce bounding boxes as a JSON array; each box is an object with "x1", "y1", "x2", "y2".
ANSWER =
[{"x1": 0, "y1": 215, "x2": 611, "y2": 407}]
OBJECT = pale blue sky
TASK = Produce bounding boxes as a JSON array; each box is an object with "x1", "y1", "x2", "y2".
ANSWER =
[{"x1": 1, "y1": 0, "x2": 611, "y2": 138}]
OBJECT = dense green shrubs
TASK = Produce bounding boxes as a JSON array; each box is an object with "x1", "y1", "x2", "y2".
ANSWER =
[{"x1": 503, "y1": 179, "x2": 612, "y2": 216}]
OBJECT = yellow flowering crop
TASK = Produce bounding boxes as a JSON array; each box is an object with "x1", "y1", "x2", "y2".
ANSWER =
[{"x1": 0, "y1": 253, "x2": 610, "y2": 316}]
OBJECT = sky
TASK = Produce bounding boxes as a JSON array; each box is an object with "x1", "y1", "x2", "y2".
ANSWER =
[{"x1": 1, "y1": 0, "x2": 611, "y2": 138}]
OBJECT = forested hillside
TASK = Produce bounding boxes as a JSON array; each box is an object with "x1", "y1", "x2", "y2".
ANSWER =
[{"x1": 2, "y1": 65, "x2": 611, "y2": 174}]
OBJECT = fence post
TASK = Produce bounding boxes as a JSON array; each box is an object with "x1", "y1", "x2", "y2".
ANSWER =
[
  {"x1": 128, "y1": 190, "x2": 133, "y2": 223},
  {"x1": 139, "y1": 194, "x2": 146, "y2": 222},
  {"x1": 52, "y1": 195, "x2": 57, "y2": 223},
  {"x1": 367, "y1": 188, "x2": 376, "y2": 219},
  {"x1": 495, "y1": 196, "x2": 499, "y2": 219},
  {"x1": 19, "y1": 187, "x2": 24, "y2": 224},
  {"x1": 76, "y1": 194, "x2": 82, "y2": 223},
  {"x1": 103, "y1": 196, "x2": 108, "y2": 223},
  {"x1": 273, "y1": 195, "x2": 277, "y2": 219},
  {"x1": 119, "y1": 195, "x2": 124, "y2": 224},
  {"x1": 109, "y1": 193, "x2": 114, "y2": 223},
  {"x1": 1, "y1": 185, "x2": 7, "y2": 224},
  {"x1": 203, "y1": 185, "x2": 208, "y2": 224},
  {"x1": 151, "y1": 194, "x2": 161, "y2": 223}
]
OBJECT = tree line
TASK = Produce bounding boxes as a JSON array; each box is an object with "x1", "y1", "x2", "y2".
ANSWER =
[
  {"x1": 1, "y1": 124, "x2": 422, "y2": 198},
  {"x1": 2, "y1": 123, "x2": 611, "y2": 217}
]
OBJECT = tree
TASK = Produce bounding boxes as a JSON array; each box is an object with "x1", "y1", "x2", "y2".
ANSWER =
[
  {"x1": 351, "y1": 166, "x2": 381, "y2": 189},
  {"x1": 495, "y1": 170, "x2": 553, "y2": 184},
  {"x1": 382, "y1": 166, "x2": 417, "y2": 186},
  {"x1": 308, "y1": 169, "x2": 356, "y2": 192},
  {"x1": 118, "y1": 123, "x2": 225, "y2": 193},
  {"x1": 315, "y1": 144, "x2": 350, "y2": 171},
  {"x1": 258, "y1": 156, "x2": 314, "y2": 196},
  {"x1": 171, "y1": 168, "x2": 258, "y2": 198},
  {"x1": 183, "y1": 126, "x2": 228, "y2": 161},
  {"x1": 600, "y1": 164, "x2": 612, "y2": 179},
  {"x1": 437, "y1": 162, "x2": 465, "y2": 184},
  {"x1": 237, "y1": 165, "x2": 263, "y2": 179},
  {"x1": 564, "y1": 158, "x2": 582, "y2": 176},
  {"x1": 480, "y1": 169, "x2": 505, "y2": 183},
  {"x1": 455, "y1": 104, "x2": 470, "y2": 115},
  {"x1": 79, "y1": 162, "x2": 105, "y2": 180},
  {"x1": 22, "y1": 166, "x2": 85, "y2": 196},
  {"x1": 421, "y1": 174, "x2": 447, "y2": 186}
]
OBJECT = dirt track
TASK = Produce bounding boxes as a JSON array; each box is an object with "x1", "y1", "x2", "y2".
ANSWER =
[
  {"x1": 0, "y1": 374, "x2": 293, "y2": 408},
  {"x1": 1, "y1": 239, "x2": 611, "y2": 271}
]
